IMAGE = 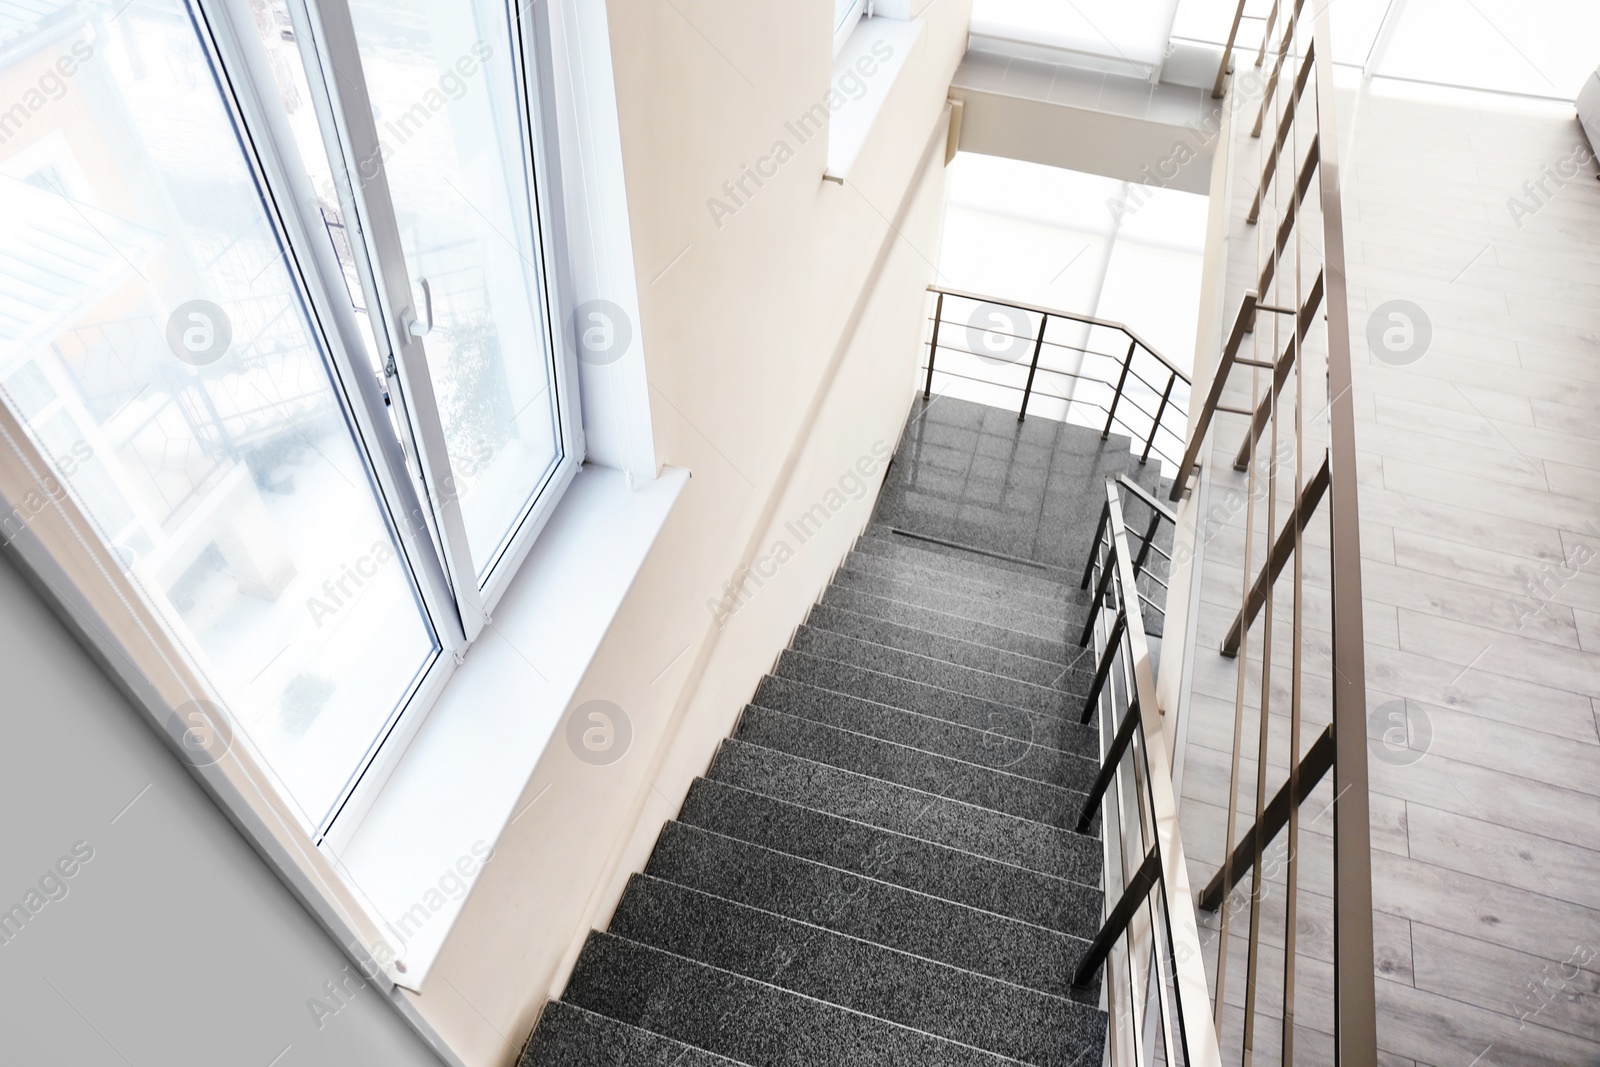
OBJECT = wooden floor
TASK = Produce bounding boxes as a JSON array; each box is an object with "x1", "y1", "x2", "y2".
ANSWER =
[{"x1": 1173, "y1": 67, "x2": 1600, "y2": 1067}]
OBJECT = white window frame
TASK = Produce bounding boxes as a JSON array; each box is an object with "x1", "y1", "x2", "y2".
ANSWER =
[
  {"x1": 0, "y1": 0, "x2": 664, "y2": 1019},
  {"x1": 283, "y1": 0, "x2": 584, "y2": 643},
  {"x1": 834, "y1": 0, "x2": 871, "y2": 56},
  {"x1": 8, "y1": 0, "x2": 589, "y2": 846}
]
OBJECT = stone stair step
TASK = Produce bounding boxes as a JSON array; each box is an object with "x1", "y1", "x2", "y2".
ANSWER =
[
  {"x1": 757, "y1": 667, "x2": 1101, "y2": 770},
  {"x1": 789, "y1": 625, "x2": 1090, "y2": 715},
  {"x1": 677, "y1": 777, "x2": 1101, "y2": 932},
  {"x1": 829, "y1": 569, "x2": 1073, "y2": 643},
  {"x1": 732, "y1": 704, "x2": 1086, "y2": 830},
  {"x1": 644, "y1": 822, "x2": 1092, "y2": 1000},
  {"x1": 851, "y1": 530, "x2": 1077, "y2": 600},
  {"x1": 801, "y1": 603, "x2": 1072, "y2": 689},
  {"x1": 517, "y1": 1000, "x2": 748, "y2": 1066},
  {"x1": 817, "y1": 585, "x2": 1071, "y2": 662},
  {"x1": 705, "y1": 739, "x2": 1100, "y2": 884},
  {"x1": 609, "y1": 874, "x2": 1107, "y2": 1067},
  {"x1": 840, "y1": 550, "x2": 1081, "y2": 619}
]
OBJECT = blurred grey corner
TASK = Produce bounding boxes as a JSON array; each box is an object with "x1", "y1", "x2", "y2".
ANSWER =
[{"x1": 1578, "y1": 63, "x2": 1600, "y2": 161}]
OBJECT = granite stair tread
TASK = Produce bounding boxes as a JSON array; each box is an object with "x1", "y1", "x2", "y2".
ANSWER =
[
  {"x1": 676, "y1": 777, "x2": 1101, "y2": 929},
  {"x1": 759, "y1": 664, "x2": 1099, "y2": 763},
  {"x1": 801, "y1": 602, "x2": 1073, "y2": 688},
  {"x1": 562, "y1": 932, "x2": 1031, "y2": 1066},
  {"x1": 839, "y1": 550, "x2": 1082, "y2": 618},
  {"x1": 828, "y1": 569, "x2": 1074, "y2": 642},
  {"x1": 860, "y1": 522, "x2": 1076, "y2": 583},
  {"x1": 818, "y1": 585, "x2": 1070, "y2": 661},
  {"x1": 643, "y1": 821, "x2": 1094, "y2": 1000},
  {"x1": 609, "y1": 874, "x2": 1107, "y2": 1067},
  {"x1": 733, "y1": 703, "x2": 1087, "y2": 829},
  {"x1": 749, "y1": 675, "x2": 1099, "y2": 790},
  {"x1": 851, "y1": 529, "x2": 1077, "y2": 599},
  {"x1": 788, "y1": 624, "x2": 1091, "y2": 714},
  {"x1": 518, "y1": 1001, "x2": 749, "y2": 1066},
  {"x1": 705, "y1": 738, "x2": 1100, "y2": 883}
]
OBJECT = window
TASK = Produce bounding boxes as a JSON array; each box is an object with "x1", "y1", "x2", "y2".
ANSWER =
[
  {"x1": 834, "y1": 0, "x2": 869, "y2": 56},
  {"x1": 0, "y1": 0, "x2": 575, "y2": 840}
]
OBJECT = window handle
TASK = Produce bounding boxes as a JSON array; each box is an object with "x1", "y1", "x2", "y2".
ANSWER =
[{"x1": 406, "y1": 277, "x2": 434, "y2": 337}]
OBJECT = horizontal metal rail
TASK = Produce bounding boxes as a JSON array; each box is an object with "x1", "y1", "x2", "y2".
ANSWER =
[
  {"x1": 1197, "y1": 723, "x2": 1334, "y2": 911},
  {"x1": 1220, "y1": 454, "x2": 1330, "y2": 657},
  {"x1": 923, "y1": 286, "x2": 1191, "y2": 472}
]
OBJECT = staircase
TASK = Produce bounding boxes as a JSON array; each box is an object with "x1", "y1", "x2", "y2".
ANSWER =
[{"x1": 519, "y1": 396, "x2": 1167, "y2": 1067}]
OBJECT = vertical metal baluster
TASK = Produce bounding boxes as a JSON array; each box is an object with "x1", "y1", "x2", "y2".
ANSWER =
[
  {"x1": 1017, "y1": 313, "x2": 1048, "y2": 422},
  {"x1": 1141, "y1": 371, "x2": 1176, "y2": 465},
  {"x1": 923, "y1": 290, "x2": 944, "y2": 400},
  {"x1": 1103, "y1": 338, "x2": 1137, "y2": 440}
]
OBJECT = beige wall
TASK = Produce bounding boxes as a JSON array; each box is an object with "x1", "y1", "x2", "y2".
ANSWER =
[{"x1": 408, "y1": 2, "x2": 971, "y2": 1063}]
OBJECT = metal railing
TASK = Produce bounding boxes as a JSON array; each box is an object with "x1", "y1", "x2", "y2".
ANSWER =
[
  {"x1": 1188, "y1": 2, "x2": 1378, "y2": 1064},
  {"x1": 920, "y1": 286, "x2": 1191, "y2": 472},
  {"x1": 1074, "y1": 477, "x2": 1219, "y2": 1067}
]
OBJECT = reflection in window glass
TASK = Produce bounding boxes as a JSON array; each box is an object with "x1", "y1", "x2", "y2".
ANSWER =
[
  {"x1": 0, "y1": 0, "x2": 438, "y2": 829},
  {"x1": 347, "y1": 0, "x2": 563, "y2": 583}
]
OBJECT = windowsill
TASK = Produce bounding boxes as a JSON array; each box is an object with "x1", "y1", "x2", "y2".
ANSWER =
[
  {"x1": 327, "y1": 462, "x2": 689, "y2": 991},
  {"x1": 824, "y1": 15, "x2": 925, "y2": 182}
]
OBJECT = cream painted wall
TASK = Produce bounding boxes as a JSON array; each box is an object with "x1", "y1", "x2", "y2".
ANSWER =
[{"x1": 401, "y1": 1, "x2": 970, "y2": 1063}]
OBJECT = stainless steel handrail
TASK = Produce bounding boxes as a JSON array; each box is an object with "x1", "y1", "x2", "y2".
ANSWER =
[
  {"x1": 1075, "y1": 478, "x2": 1219, "y2": 1067},
  {"x1": 922, "y1": 286, "x2": 1192, "y2": 470},
  {"x1": 1185, "y1": 1, "x2": 1378, "y2": 1063}
]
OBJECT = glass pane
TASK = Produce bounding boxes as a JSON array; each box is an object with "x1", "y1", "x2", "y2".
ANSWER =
[
  {"x1": 0, "y1": 0, "x2": 438, "y2": 829},
  {"x1": 347, "y1": 0, "x2": 562, "y2": 583}
]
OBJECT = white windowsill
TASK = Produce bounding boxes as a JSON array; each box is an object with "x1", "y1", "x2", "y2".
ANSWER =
[
  {"x1": 825, "y1": 15, "x2": 925, "y2": 182},
  {"x1": 326, "y1": 462, "x2": 689, "y2": 990}
]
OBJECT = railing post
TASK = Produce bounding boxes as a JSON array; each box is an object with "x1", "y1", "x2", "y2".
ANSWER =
[
  {"x1": 1101, "y1": 338, "x2": 1136, "y2": 440},
  {"x1": 1080, "y1": 499, "x2": 1111, "y2": 590},
  {"x1": 1079, "y1": 611, "x2": 1126, "y2": 723},
  {"x1": 1075, "y1": 697, "x2": 1142, "y2": 833},
  {"x1": 1017, "y1": 313, "x2": 1048, "y2": 422},
  {"x1": 1079, "y1": 547, "x2": 1119, "y2": 649},
  {"x1": 923, "y1": 290, "x2": 944, "y2": 400},
  {"x1": 1140, "y1": 372, "x2": 1176, "y2": 465}
]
